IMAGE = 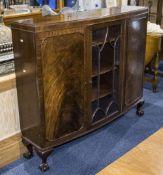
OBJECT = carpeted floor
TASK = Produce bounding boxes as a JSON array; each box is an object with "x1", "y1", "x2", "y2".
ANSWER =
[{"x1": 1, "y1": 79, "x2": 163, "y2": 175}]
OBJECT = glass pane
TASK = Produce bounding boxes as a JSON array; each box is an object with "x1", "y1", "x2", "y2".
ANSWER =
[
  {"x1": 91, "y1": 24, "x2": 121, "y2": 123},
  {"x1": 64, "y1": 0, "x2": 77, "y2": 7}
]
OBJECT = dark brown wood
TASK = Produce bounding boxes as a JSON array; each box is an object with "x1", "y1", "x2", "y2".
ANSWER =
[
  {"x1": 41, "y1": 33, "x2": 84, "y2": 140},
  {"x1": 136, "y1": 100, "x2": 144, "y2": 116},
  {"x1": 156, "y1": 0, "x2": 163, "y2": 25},
  {"x1": 11, "y1": 6, "x2": 148, "y2": 171},
  {"x1": 124, "y1": 16, "x2": 147, "y2": 108},
  {"x1": 35, "y1": 149, "x2": 53, "y2": 172}
]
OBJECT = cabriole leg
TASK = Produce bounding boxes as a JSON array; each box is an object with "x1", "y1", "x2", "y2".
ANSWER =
[
  {"x1": 22, "y1": 139, "x2": 33, "y2": 159},
  {"x1": 36, "y1": 149, "x2": 53, "y2": 172},
  {"x1": 136, "y1": 100, "x2": 144, "y2": 116}
]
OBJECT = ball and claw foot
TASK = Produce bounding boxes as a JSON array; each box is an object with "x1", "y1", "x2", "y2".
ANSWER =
[
  {"x1": 136, "y1": 100, "x2": 144, "y2": 117},
  {"x1": 23, "y1": 151, "x2": 33, "y2": 159},
  {"x1": 39, "y1": 163, "x2": 49, "y2": 172},
  {"x1": 22, "y1": 141, "x2": 33, "y2": 159},
  {"x1": 136, "y1": 110, "x2": 144, "y2": 116},
  {"x1": 36, "y1": 149, "x2": 53, "y2": 172}
]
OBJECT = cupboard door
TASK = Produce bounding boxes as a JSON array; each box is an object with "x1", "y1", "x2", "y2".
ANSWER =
[
  {"x1": 41, "y1": 33, "x2": 84, "y2": 141},
  {"x1": 124, "y1": 17, "x2": 147, "y2": 108},
  {"x1": 88, "y1": 22, "x2": 124, "y2": 124}
]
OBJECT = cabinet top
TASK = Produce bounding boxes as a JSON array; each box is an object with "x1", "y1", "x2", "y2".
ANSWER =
[{"x1": 11, "y1": 6, "x2": 148, "y2": 32}]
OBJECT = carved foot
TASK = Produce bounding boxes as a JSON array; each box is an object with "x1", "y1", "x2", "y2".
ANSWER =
[
  {"x1": 39, "y1": 163, "x2": 49, "y2": 172},
  {"x1": 36, "y1": 149, "x2": 53, "y2": 172},
  {"x1": 23, "y1": 150, "x2": 33, "y2": 159},
  {"x1": 136, "y1": 100, "x2": 144, "y2": 117},
  {"x1": 136, "y1": 110, "x2": 144, "y2": 116},
  {"x1": 22, "y1": 139, "x2": 33, "y2": 159}
]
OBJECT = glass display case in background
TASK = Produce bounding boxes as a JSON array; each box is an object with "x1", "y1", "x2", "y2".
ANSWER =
[
  {"x1": 2, "y1": 0, "x2": 58, "y2": 9},
  {"x1": 63, "y1": 0, "x2": 103, "y2": 10},
  {"x1": 35, "y1": 0, "x2": 57, "y2": 9},
  {"x1": 64, "y1": 0, "x2": 76, "y2": 7}
]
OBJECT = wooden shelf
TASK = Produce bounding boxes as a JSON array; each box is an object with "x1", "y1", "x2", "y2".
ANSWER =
[
  {"x1": 92, "y1": 66, "x2": 113, "y2": 77},
  {"x1": 92, "y1": 84, "x2": 112, "y2": 101},
  {"x1": 92, "y1": 66, "x2": 119, "y2": 78},
  {"x1": 91, "y1": 69, "x2": 113, "y2": 101}
]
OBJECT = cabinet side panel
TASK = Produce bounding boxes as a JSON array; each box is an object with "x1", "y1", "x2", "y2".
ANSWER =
[
  {"x1": 41, "y1": 33, "x2": 84, "y2": 141},
  {"x1": 125, "y1": 16, "x2": 147, "y2": 107},
  {"x1": 12, "y1": 29, "x2": 41, "y2": 133}
]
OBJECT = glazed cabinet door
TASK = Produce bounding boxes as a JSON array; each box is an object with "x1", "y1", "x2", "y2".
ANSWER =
[
  {"x1": 124, "y1": 16, "x2": 147, "y2": 109},
  {"x1": 40, "y1": 32, "x2": 85, "y2": 141},
  {"x1": 86, "y1": 21, "x2": 125, "y2": 125}
]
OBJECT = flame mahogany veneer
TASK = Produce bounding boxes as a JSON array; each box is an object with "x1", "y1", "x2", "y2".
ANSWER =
[{"x1": 11, "y1": 6, "x2": 148, "y2": 172}]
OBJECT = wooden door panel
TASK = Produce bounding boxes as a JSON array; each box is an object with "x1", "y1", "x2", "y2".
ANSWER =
[
  {"x1": 125, "y1": 17, "x2": 147, "y2": 107},
  {"x1": 41, "y1": 33, "x2": 84, "y2": 141}
]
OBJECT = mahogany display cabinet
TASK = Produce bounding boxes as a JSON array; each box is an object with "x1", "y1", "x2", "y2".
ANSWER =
[{"x1": 11, "y1": 6, "x2": 148, "y2": 172}]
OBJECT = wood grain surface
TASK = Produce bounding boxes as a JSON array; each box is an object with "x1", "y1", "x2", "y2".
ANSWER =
[
  {"x1": 97, "y1": 128, "x2": 163, "y2": 175},
  {"x1": 124, "y1": 17, "x2": 147, "y2": 107},
  {"x1": 41, "y1": 33, "x2": 84, "y2": 140}
]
